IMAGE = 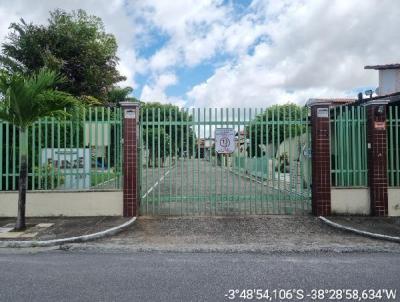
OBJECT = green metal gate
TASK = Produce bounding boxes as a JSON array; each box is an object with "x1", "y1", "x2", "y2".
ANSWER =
[
  {"x1": 0, "y1": 107, "x2": 123, "y2": 191},
  {"x1": 139, "y1": 105, "x2": 311, "y2": 215}
]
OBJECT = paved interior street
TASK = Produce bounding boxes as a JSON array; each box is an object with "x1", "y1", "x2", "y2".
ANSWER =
[
  {"x1": 0, "y1": 251, "x2": 399, "y2": 302},
  {"x1": 141, "y1": 158, "x2": 310, "y2": 216}
]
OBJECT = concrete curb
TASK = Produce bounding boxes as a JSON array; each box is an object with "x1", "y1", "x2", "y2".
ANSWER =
[
  {"x1": 319, "y1": 216, "x2": 400, "y2": 243},
  {"x1": 0, "y1": 217, "x2": 136, "y2": 248},
  {"x1": 66, "y1": 243, "x2": 400, "y2": 254}
]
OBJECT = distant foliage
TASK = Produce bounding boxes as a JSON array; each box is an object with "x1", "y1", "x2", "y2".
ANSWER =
[
  {"x1": 107, "y1": 86, "x2": 134, "y2": 104},
  {"x1": 246, "y1": 103, "x2": 308, "y2": 157},
  {"x1": 141, "y1": 102, "x2": 197, "y2": 167},
  {"x1": 33, "y1": 164, "x2": 65, "y2": 190}
]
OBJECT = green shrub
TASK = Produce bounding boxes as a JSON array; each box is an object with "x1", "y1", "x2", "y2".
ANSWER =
[{"x1": 33, "y1": 163, "x2": 65, "y2": 189}]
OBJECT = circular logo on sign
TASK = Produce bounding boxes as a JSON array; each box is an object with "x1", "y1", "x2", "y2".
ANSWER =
[{"x1": 219, "y1": 137, "x2": 230, "y2": 147}]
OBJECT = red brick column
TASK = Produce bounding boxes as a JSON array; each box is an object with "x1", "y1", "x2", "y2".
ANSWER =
[
  {"x1": 310, "y1": 103, "x2": 331, "y2": 216},
  {"x1": 120, "y1": 101, "x2": 140, "y2": 217},
  {"x1": 366, "y1": 101, "x2": 389, "y2": 216}
]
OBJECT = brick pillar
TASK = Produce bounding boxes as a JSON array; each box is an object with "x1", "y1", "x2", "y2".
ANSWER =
[
  {"x1": 366, "y1": 101, "x2": 389, "y2": 216},
  {"x1": 310, "y1": 102, "x2": 331, "y2": 216},
  {"x1": 120, "y1": 101, "x2": 140, "y2": 217}
]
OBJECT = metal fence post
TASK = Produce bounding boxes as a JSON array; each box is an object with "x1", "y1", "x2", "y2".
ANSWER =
[
  {"x1": 309, "y1": 99, "x2": 332, "y2": 216},
  {"x1": 121, "y1": 101, "x2": 140, "y2": 217},
  {"x1": 365, "y1": 100, "x2": 389, "y2": 216}
]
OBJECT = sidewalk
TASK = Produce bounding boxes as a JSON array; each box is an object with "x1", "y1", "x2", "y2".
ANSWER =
[
  {"x1": 2, "y1": 215, "x2": 399, "y2": 252},
  {"x1": 323, "y1": 216, "x2": 400, "y2": 238},
  {"x1": 76, "y1": 215, "x2": 400, "y2": 253},
  {"x1": 0, "y1": 217, "x2": 129, "y2": 241}
]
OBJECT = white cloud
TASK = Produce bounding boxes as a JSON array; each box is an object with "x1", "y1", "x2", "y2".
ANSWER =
[
  {"x1": 140, "y1": 72, "x2": 185, "y2": 107},
  {"x1": 1, "y1": 0, "x2": 399, "y2": 107},
  {"x1": 149, "y1": 46, "x2": 180, "y2": 71},
  {"x1": 187, "y1": 0, "x2": 400, "y2": 107},
  {"x1": 132, "y1": 0, "x2": 268, "y2": 101}
]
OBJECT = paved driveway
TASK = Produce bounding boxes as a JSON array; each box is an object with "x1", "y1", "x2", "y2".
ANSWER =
[{"x1": 141, "y1": 158, "x2": 310, "y2": 215}]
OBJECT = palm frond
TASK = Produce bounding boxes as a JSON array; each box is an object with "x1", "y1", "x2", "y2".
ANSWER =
[
  {"x1": 26, "y1": 69, "x2": 62, "y2": 97},
  {"x1": 0, "y1": 68, "x2": 79, "y2": 129},
  {"x1": 0, "y1": 110, "x2": 14, "y2": 124},
  {"x1": 0, "y1": 55, "x2": 25, "y2": 73},
  {"x1": 80, "y1": 95, "x2": 103, "y2": 105},
  {"x1": 35, "y1": 90, "x2": 79, "y2": 118}
]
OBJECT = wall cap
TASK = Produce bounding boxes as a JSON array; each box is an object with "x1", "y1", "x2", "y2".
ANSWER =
[
  {"x1": 306, "y1": 98, "x2": 332, "y2": 107},
  {"x1": 362, "y1": 99, "x2": 390, "y2": 106},
  {"x1": 119, "y1": 101, "x2": 140, "y2": 108}
]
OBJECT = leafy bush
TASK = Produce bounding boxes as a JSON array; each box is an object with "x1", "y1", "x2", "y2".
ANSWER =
[
  {"x1": 277, "y1": 152, "x2": 289, "y2": 173},
  {"x1": 33, "y1": 163, "x2": 65, "y2": 189}
]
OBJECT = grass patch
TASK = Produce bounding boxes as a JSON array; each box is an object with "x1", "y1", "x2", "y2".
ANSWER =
[{"x1": 91, "y1": 171, "x2": 117, "y2": 187}]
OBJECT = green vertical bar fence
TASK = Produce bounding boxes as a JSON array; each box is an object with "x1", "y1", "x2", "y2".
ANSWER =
[
  {"x1": 331, "y1": 105, "x2": 368, "y2": 187},
  {"x1": 139, "y1": 105, "x2": 312, "y2": 216},
  {"x1": 388, "y1": 105, "x2": 400, "y2": 187},
  {"x1": 0, "y1": 106, "x2": 123, "y2": 192}
]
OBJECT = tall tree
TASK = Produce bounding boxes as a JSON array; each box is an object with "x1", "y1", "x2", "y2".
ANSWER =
[
  {"x1": 145, "y1": 127, "x2": 171, "y2": 167},
  {"x1": 141, "y1": 102, "x2": 196, "y2": 166},
  {"x1": 0, "y1": 9, "x2": 125, "y2": 102},
  {"x1": 0, "y1": 69, "x2": 78, "y2": 230},
  {"x1": 246, "y1": 103, "x2": 308, "y2": 157},
  {"x1": 107, "y1": 86, "x2": 134, "y2": 104}
]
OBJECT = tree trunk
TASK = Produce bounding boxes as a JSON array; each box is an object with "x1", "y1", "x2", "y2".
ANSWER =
[{"x1": 16, "y1": 128, "x2": 28, "y2": 231}]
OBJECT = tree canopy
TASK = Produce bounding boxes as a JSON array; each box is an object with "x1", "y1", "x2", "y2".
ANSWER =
[
  {"x1": 107, "y1": 86, "x2": 134, "y2": 104},
  {"x1": 0, "y1": 9, "x2": 125, "y2": 102},
  {"x1": 246, "y1": 103, "x2": 308, "y2": 157},
  {"x1": 141, "y1": 102, "x2": 197, "y2": 166}
]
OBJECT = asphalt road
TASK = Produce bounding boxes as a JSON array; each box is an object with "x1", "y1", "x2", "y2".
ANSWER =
[{"x1": 0, "y1": 251, "x2": 399, "y2": 302}]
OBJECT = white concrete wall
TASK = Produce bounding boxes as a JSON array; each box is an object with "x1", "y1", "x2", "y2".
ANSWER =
[
  {"x1": 0, "y1": 191, "x2": 123, "y2": 217},
  {"x1": 331, "y1": 188, "x2": 370, "y2": 215},
  {"x1": 378, "y1": 69, "x2": 400, "y2": 95},
  {"x1": 388, "y1": 188, "x2": 400, "y2": 217}
]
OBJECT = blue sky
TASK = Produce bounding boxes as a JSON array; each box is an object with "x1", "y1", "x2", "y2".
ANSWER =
[
  {"x1": 0, "y1": 0, "x2": 398, "y2": 107},
  {"x1": 134, "y1": 42, "x2": 220, "y2": 101}
]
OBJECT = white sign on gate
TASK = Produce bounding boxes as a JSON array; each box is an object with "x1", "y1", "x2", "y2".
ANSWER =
[
  {"x1": 215, "y1": 128, "x2": 235, "y2": 154},
  {"x1": 317, "y1": 107, "x2": 329, "y2": 118},
  {"x1": 41, "y1": 148, "x2": 91, "y2": 189},
  {"x1": 124, "y1": 109, "x2": 136, "y2": 119}
]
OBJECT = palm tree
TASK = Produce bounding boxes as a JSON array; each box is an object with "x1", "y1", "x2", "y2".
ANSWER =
[{"x1": 0, "y1": 69, "x2": 78, "y2": 230}]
